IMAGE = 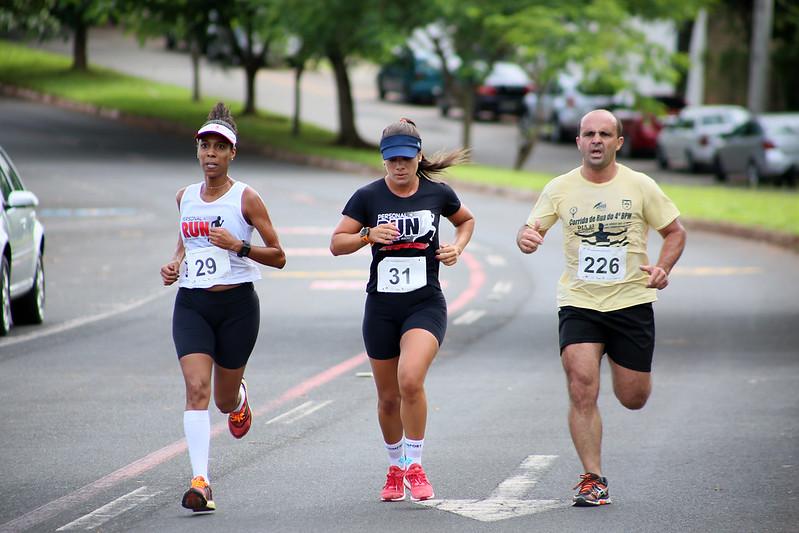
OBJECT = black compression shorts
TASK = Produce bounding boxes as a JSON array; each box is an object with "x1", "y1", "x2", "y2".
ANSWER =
[
  {"x1": 558, "y1": 303, "x2": 655, "y2": 372},
  {"x1": 363, "y1": 286, "x2": 447, "y2": 360},
  {"x1": 172, "y1": 283, "x2": 260, "y2": 369}
]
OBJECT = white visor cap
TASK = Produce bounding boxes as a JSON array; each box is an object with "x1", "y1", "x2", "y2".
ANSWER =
[{"x1": 195, "y1": 122, "x2": 237, "y2": 146}]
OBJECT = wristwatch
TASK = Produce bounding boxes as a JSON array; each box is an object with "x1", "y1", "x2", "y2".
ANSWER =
[
  {"x1": 237, "y1": 240, "x2": 251, "y2": 257},
  {"x1": 359, "y1": 227, "x2": 370, "y2": 244}
]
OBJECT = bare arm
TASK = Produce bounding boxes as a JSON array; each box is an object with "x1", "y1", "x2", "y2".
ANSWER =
[
  {"x1": 329, "y1": 215, "x2": 399, "y2": 256},
  {"x1": 160, "y1": 188, "x2": 187, "y2": 285},
  {"x1": 208, "y1": 187, "x2": 286, "y2": 269},
  {"x1": 436, "y1": 204, "x2": 475, "y2": 266},
  {"x1": 639, "y1": 218, "x2": 687, "y2": 289}
]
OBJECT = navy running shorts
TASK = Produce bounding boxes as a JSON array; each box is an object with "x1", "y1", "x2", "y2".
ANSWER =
[
  {"x1": 363, "y1": 286, "x2": 447, "y2": 360},
  {"x1": 558, "y1": 303, "x2": 655, "y2": 372},
  {"x1": 172, "y1": 282, "x2": 260, "y2": 369}
]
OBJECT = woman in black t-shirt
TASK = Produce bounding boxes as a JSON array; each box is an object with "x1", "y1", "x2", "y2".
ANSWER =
[{"x1": 330, "y1": 118, "x2": 474, "y2": 502}]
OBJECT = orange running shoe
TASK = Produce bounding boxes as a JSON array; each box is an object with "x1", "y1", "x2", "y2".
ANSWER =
[
  {"x1": 403, "y1": 463, "x2": 434, "y2": 501},
  {"x1": 572, "y1": 473, "x2": 611, "y2": 506},
  {"x1": 181, "y1": 476, "x2": 216, "y2": 512},
  {"x1": 380, "y1": 465, "x2": 406, "y2": 501},
  {"x1": 228, "y1": 378, "x2": 252, "y2": 439}
]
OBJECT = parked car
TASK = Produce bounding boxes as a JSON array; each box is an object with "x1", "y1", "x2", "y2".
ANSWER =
[
  {"x1": 614, "y1": 95, "x2": 686, "y2": 158},
  {"x1": 523, "y1": 73, "x2": 616, "y2": 142},
  {"x1": 714, "y1": 113, "x2": 799, "y2": 186},
  {"x1": 436, "y1": 61, "x2": 532, "y2": 120},
  {"x1": 0, "y1": 145, "x2": 45, "y2": 335},
  {"x1": 377, "y1": 47, "x2": 442, "y2": 104},
  {"x1": 655, "y1": 105, "x2": 751, "y2": 172}
]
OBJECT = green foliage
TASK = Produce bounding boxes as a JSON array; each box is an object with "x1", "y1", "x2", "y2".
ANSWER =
[{"x1": 1, "y1": 39, "x2": 796, "y2": 236}]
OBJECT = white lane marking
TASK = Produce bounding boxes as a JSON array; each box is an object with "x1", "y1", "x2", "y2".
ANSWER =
[
  {"x1": 417, "y1": 455, "x2": 566, "y2": 522},
  {"x1": 485, "y1": 255, "x2": 507, "y2": 267},
  {"x1": 0, "y1": 290, "x2": 168, "y2": 349},
  {"x1": 488, "y1": 281, "x2": 513, "y2": 300},
  {"x1": 56, "y1": 487, "x2": 161, "y2": 531},
  {"x1": 453, "y1": 309, "x2": 486, "y2": 326},
  {"x1": 265, "y1": 400, "x2": 332, "y2": 425}
]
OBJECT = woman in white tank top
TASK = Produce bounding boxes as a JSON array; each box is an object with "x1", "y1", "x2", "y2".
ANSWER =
[{"x1": 159, "y1": 102, "x2": 286, "y2": 513}]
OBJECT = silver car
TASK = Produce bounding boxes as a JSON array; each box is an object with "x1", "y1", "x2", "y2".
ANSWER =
[
  {"x1": 655, "y1": 105, "x2": 751, "y2": 172},
  {"x1": 714, "y1": 114, "x2": 799, "y2": 186},
  {"x1": 1, "y1": 145, "x2": 45, "y2": 335}
]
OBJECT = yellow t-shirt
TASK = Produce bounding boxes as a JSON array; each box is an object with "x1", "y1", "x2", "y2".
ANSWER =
[{"x1": 526, "y1": 164, "x2": 680, "y2": 312}]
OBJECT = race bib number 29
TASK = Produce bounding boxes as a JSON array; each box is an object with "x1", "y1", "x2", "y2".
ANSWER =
[
  {"x1": 577, "y1": 245, "x2": 626, "y2": 282},
  {"x1": 377, "y1": 257, "x2": 426, "y2": 293},
  {"x1": 184, "y1": 246, "x2": 232, "y2": 284}
]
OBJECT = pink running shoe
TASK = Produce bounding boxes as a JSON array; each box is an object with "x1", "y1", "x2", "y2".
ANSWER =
[
  {"x1": 403, "y1": 463, "x2": 434, "y2": 501},
  {"x1": 380, "y1": 465, "x2": 406, "y2": 501}
]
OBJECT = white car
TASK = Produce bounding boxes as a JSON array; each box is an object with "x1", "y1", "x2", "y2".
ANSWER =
[
  {"x1": 1, "y1": 145, "x2": 45, "y2": 335},
  {"x1": 655, "y1": 105, "x2": 751, "y2": 172},
  {"x1": 523, "y1": 73, "x2": 616, "y2": 142},
  {"x1": 714, "y1": 114, "x2": 799, "y2": 186}
]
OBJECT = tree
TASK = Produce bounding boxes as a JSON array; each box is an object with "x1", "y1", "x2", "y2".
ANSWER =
[
  {"x1": 508, "y1": 0, "x2": 699, "y2": 169},
  {"x1": 422, "y1": 0, "x2": 524, "y2": 150},
  {"x1": 50, "y1": 0, "x2": 116, "y2": 71},
  {"x1": 280, "y1": 0, "x2": 426, "y2": 147},
  {"x1": 122, "y1": 0, "x2": 216, "y2": 102}
]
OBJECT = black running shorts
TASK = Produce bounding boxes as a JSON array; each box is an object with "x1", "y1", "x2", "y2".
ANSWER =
[
  {"x1": 172, "y1": 283, "x2": 260, "y2": 369},
  {"x1": 363, "y1": 286, "x2": 447, "y2": 360},
  {"x1": 558, "y1": 303, "x2": 655, "y2": 372}
]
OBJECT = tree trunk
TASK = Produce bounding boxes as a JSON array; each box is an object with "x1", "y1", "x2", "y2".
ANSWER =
[
  {"x1": 243, "y1": 62, "x2": 258, "y2": 115},
  {"x1": 459, "y1": 87, "x2": 476, "y2": 150},
  {"x1": 292, "y1": 62, "x2": 305, "y2": 137},
  {"x1": 71, "y1": 20, "x2": 88, "y2": 71},
  {"x1": 328, "y1": 48, "x2": 369, "y2": 147},
  {"x1": 190, "y1": 39, "x2": 201, "y2": 102}
]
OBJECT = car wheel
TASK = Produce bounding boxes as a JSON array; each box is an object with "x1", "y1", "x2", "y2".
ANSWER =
[
  {"x1": 0, "y1": 255, "x2": 11, "y2": 336},
  {"x1": 656, "y1": 146, "x2": 669, "y2": 170},
  {"x1": 686, "y1": 151, "x2": 700, "y2": 173},
  {"x1": 11, "y1": 252, "x2": 45, "y2": 325},
  {"x1": 713, "y1": 156, "x2": 727, "y2": 182},
  {"x1": 746, "y1": 161, "x2": 762, "y2": 187}
]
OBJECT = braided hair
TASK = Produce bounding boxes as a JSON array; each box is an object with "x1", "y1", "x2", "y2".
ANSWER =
[
  {"x1": 381, "y1": 118, "x2": 470, "y2": 181},
  {"x1": 201, "y1": 102, "x2": 238, "y2": 137}
]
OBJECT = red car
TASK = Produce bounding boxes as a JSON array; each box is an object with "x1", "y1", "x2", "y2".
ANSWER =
[{"x1": 615, "y1": 96, "x2": 685, "y2": 158}]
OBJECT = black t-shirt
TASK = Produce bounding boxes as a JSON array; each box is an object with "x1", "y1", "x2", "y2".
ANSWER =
[{"x1": 342, "y1": 177, "x2": 462, "y2": 293}]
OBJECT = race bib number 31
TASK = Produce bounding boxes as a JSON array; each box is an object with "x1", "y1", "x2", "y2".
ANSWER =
[
  {"x1": 184, "y1": 246, "x2": 232, "y2": 285},
  {"x1": 377, "y1": 257, "x2": 426, "y2": 293},
  {"x1": 577, "y1": 245, "x2": 626, "y2": 282}
]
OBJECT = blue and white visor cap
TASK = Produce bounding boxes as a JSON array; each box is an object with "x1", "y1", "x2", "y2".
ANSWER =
[
  {"x1": 380, "y1": 134, "x2": 422, "y2": 160},
  {"x1": 196, "y1": 122, "x2": 237, "y2": 146}
]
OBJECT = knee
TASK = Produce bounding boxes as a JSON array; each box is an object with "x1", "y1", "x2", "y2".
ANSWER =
[
  {"x1": 377, "y1": 394, "x2": 401, "y2": 417},
  {"x1": 185, "y1": 378, "x2": 211, "y2": 409},
  {"x1": 566, "y1": 374, "x2": 599, "y2": 412},
  {"x1": 617, "y1": 389, "x2": 650, "y2": 410},
  {"x1": 398, "y1": 377, "x2": 424, "y2": 402}
]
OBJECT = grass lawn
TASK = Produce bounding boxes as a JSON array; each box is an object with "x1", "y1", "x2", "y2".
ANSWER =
[{"x1": 1, "y1": 40, "x2": 797, "y2": 237}]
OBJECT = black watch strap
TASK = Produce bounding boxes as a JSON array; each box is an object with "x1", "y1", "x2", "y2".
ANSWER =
[{"x1": 237, "y1": 240, "x2": 251, "y2": 257}]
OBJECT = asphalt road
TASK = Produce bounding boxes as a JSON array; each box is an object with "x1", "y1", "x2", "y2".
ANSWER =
[{"x1": 0, "y1": 97, "x2": 797, "y2": 533}]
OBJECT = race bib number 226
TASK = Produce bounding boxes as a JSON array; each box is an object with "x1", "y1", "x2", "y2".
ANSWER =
[{"x1": 577, "y1": 245, "x2": 626, "y2": 282}]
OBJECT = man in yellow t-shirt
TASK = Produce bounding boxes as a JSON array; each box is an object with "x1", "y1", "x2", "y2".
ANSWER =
[{"x1": 516, "y1": 109, "x2": 687, "y2": 507}]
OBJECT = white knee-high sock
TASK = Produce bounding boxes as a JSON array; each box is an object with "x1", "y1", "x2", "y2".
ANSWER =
[
  {"x1": 404, "y1": 437, "x2": 424, "y2": 466},
  {"x1": 385, "y1": 439, "x2": 404, "y2": 468},
  {"x1": 183, "y1": 410, "x2": 210, "y2": 481}
]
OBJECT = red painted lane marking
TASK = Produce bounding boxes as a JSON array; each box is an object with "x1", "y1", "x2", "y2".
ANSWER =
[{"x1": 0, "y1": 248, "x2": 486, "y2": 532}]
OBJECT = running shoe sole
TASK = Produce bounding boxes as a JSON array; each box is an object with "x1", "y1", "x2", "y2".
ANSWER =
[
  {"x1": 404, "y1": 479, "x2": 434, "y2": 501},
  {"x1": 181, "y1": 488, "x2": 216, "y2": 512},
  {"x1": 573, "y1": 496, "x2": 611, "y2": 506}
]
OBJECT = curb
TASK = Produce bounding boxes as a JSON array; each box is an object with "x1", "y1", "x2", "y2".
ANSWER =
[{"x1": 3, "y1": 83, "x2": 797, "y2": 254}]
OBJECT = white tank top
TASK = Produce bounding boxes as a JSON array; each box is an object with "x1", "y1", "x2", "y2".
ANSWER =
[{"x1": 178, "y1": 180, "x2": 262, "y2": 288}]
